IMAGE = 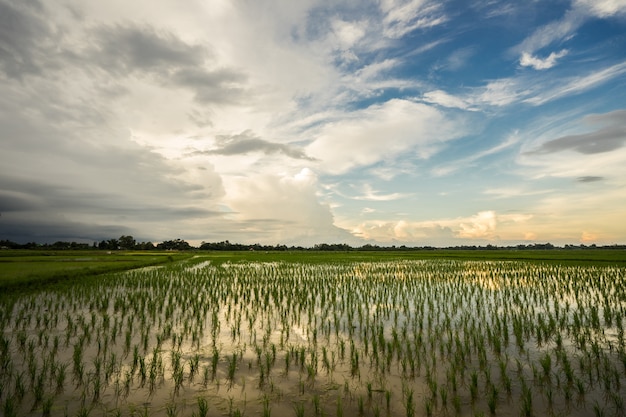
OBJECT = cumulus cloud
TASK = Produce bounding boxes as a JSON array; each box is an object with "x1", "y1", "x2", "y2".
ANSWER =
[
  {"x1": 306, "y1": 99, "x2": 467, "y2": 174},
  {"x1": 350, "y1": 210, "x2": 534, "y2": 244},
  {"x1": 224, "y1": 169, "x2": 357, "y2": 245},
  {"x1": 457, "y1": 211, "x2": 497, "y2": 239},
  {"x1": 520, "y1": 49, "x2": 568, "y2": 70}
]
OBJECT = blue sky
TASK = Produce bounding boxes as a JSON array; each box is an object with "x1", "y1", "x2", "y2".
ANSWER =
[{"x1": 1, "y1": 0, "x2": 625, "y2": 246}]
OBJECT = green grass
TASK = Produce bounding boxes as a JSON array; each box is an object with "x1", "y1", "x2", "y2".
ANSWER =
[
  {"x1": 0, "y1": 251, "x2": 192, "y2": 289},
  {"x1": 0, "y1": 248, "x2": 623, "y2": 290},
  {"x1": 193, "y1": 248, "x2": 626, "y2": 265}
]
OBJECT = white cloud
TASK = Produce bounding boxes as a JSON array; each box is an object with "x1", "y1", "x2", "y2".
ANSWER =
[
  {"x1": 520, "y1": 49, "x2": 569, "y2": 70},
  {"x1": 575, "y1": 0, "x2": 626, "y2": 17},
  {"x1": 380, "y1": 0, "x2": 448, "y2": 38},
  {"x1": 444, "y1": 47, "x2": 476, "y2": 71},
  {"x1": 424, "y1": 60, "x2": 626, "y2": 111},
  {"x1": 513, "y1": 0, "x2": 625, "y2": 69},
  {"x1": 331, "y1": 19, "x2": 367, "y2": 50},
  {"x1": 352, "y1": 184, "x2": 410, "y2": 201},
  {"x1": 524, "y1": 61, "x2": 626, "y2": 105},
  {"x1": 348, "y1": 210, "x2": 534, "y2": 244},
  {"x1": 457, "y1": 211, "x2": 497, "y2": 239},
  {"x1": 422, "y1": 90, "x2": 475, "y2": 110},
  {"x1": 306, "y1": 99, "x2": 467, "y2": 174},
  {"x1": 432, "y1": 132, "x2": 520, "y2": 176},
  {"x1": 224, "y1": 168, "x2": 356, "y2": 245}
]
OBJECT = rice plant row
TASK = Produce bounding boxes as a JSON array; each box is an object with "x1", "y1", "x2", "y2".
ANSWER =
[{"x1": 0, "y1": 258, "x2": 624, "y2": 416}]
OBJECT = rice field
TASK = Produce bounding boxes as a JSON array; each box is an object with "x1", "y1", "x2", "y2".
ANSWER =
[{"x1": 1, "y1": 256, "x2": 625, "y2": 416}]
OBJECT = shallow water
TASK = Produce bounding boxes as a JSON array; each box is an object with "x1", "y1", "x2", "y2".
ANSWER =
[{"x1": 0, "y1": 259, "x2": 624, "y2": 416}]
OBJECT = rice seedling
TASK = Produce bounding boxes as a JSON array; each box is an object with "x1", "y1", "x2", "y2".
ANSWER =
[
  {"x1": 0, "y1": 256, "x2": 624, "y2": 417},
  {"x1": 193, "y1": 397, "x2": 209, "y2": 417}
]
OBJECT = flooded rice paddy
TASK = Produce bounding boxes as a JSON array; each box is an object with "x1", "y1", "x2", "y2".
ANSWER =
[{"x1": 1, "y1": 258, "x2": 625, "y2": 416}]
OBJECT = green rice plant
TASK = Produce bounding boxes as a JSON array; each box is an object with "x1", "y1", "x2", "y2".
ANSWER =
[
  {"x1": 539, "y1": 352, "x2": 551, "y2": 381},
  {"x1": 439, "y1": 385, "x2": 448, "y2": 409},
  {"x1": 336, "y1": 395, "x2": 343, "y2": 417},
  {"x1": 404, "y1": 389, "x2": 414, "y2": 417},
  {"x1": 294, "y1": 402, "x2": 305, "y2": 417},
  {"x1": 14, "y1": 371, "x2": 25, "y2": 402},
  {"x1": 592, "y1": 401, "x2": 605, "y2": 417},
  {"x1": 189, "y1": 353, "x2": 200, "y2": 382},
  {"x1": 470, "y1": 370, "x2": 479, "y2": 402},
  {"x1": 76, "y1": 404, "x2": 92, "y2": 417},
  {"x1": 166, "y1": 401, "x2": 178, "y2": 417},
  {"x1": 202, "y1": 365, "x2": 210, "y2": 387},
  {"x1": 3, "y1": 397, "x2": 17, "y2": 417},
  {"x1": 42, "y1": 396, "x2": 54, "y2": 417},
  {"x1": 487, "y1": 384, "x2": 498, "y2": 414},
  {"x1": 424, "y1": 397, "x2": 434, "y2": 417},
  {"x1": 211, "y1": 349, "x2": 220, "y2": 380},
  {"x1": 385, "y1": 389, "x2": 391, "y2": 411},
  {"x1": 520, "y1": 383, "x2": 532, "y2": 417},
  {"x1": 193, "y1": 397, "x2": 209, "y2": 417},
  {"x1": 452, "y1": 394, "x2": 461, "y2": 414}
]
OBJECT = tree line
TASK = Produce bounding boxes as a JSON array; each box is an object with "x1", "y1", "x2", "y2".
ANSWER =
[{"x1": 1, "y1": 237, "x2": 624, "y2": 251}]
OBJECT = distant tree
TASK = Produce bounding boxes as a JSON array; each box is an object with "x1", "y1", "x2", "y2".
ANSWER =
[
  {"x1": 157, "y1": 239, "x2": 191, "y2": 251},
  {"x1": 136, "y1": 241, "x2": 155, "y2": 250},
  {"x1": 104, "y1": 238, "x2": 119, "y2": 250},
  {"x1": 118, "y1": 235, "x2": 136, "y2": 250}
]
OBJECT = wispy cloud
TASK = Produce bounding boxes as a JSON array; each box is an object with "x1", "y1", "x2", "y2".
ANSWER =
[
  {"x1": 425, "y1": 61, "x2": 626, "y2": 111},
  {"x1": 380, "y1": 0, "x2": 448, "y2": 38},
  {"x1": 525, "y1": 109, "x2": 626, "y2": 155},
  {"x1": 352, "y1": 184, "x2": 410, "y2": 201},
  {"x1": 524, "y1": 61, "x2": 626, "y2": 105},
  {"x1": 432, "y1": 133, "x2": 520, "y2": 176},
  {"x1": 512, "y1": 0, "x2": 626, "y2": 70}
]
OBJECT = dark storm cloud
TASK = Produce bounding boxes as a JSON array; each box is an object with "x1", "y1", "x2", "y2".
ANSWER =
[
  {"x1": 0, "y1": 215, "x2": 132, "y2": 244},
  {"x1": 195, "y1": 131, "x2": 316, "y2": 160},
  {"x1": 172, "y1": 67, "x2": 247, "y2": 104},
  {"x1": 92, "y1": 24, "x2": 208, "y2": 74},
  {"x1": 527, "y1": 109, "x2": 626, "y2": 155},
  {"x1": 0, "y1": 173, "x2": 224, "y2": 244},
  {"x1": 0, "y1": 0, "x2": 52, "y2": 77},
  {"x1": 89, "y1": 23, "x2": 248, "y2": 104}
]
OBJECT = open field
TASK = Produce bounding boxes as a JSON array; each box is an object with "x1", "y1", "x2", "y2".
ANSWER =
[
  {"x1": 189, "y1": 249, "x2": 626, "y2": 265},
  {"x1": 0, "y1": 252, "x2": 625, "y2": 416},
  {"x1": 0, "y1": 251, "x2": 193, "y2": 289}
]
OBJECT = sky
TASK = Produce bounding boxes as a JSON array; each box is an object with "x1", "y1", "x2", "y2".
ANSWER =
[{"x1": 1, "y1": 0, "x2": 626, "y2": 247}]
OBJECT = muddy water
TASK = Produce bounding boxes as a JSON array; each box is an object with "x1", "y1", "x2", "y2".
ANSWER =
[{"x1": 0, "y1": 259, "x2": 624, "y2": 416}]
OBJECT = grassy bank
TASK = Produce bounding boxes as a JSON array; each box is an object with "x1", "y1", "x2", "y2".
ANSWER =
[{"x1": 0, "y1": 251, "x2": 193, "y2": 289}]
